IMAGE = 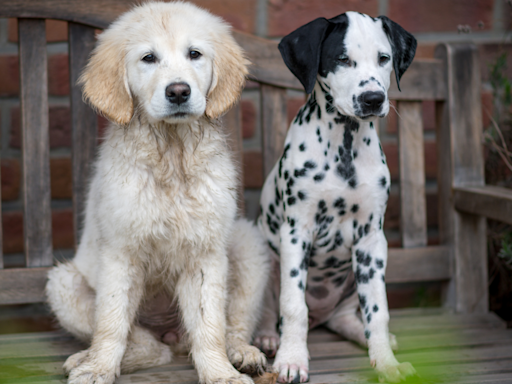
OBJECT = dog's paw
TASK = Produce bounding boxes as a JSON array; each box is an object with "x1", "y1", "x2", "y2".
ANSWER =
[
  {"x1": 211, "y1": 374, "x2": 255, "y2": 384},
  {"x1": 67, "y1": 361, "x2": 118, "y2": 384},
  {"x1": 272, "y1": 344, "x2": 309, "y2": 383},
  {"x1": 63, "y1": 350, "x2": 89, "y2": 375},
  {"x1": 376, "y1": 362, "x2": 416, "y2": 383},
  {"x1": 253, "y1": 331, "x2": 279, "y2": 358},
  {"x1": 66, "y1": 351, "x2": 119, "y2": 384},
  {"x1": 228, "y1": 343, "x2": 267, "y2": 375}
]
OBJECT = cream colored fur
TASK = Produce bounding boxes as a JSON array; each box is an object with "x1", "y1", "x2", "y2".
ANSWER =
[{"x1": 46, "y1": 3, "x2": 268, "y2": 384}]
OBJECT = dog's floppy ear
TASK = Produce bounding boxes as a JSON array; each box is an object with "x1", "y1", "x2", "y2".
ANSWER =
[
  {"x1": 206, "y1": 34, "x2": 249, "y2": 119},
  {"x1": 278, "y1": 18, "x2": 331, "y2": 94},
  {"x1": 378, "y1": 16, "x2": 417, "y2": 92},
  {"x1": 79, "y1": 30, "x2": 133, "y2": 125}
]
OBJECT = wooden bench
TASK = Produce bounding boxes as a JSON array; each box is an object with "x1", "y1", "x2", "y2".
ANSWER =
[{"x1": 1, "y1": 1, "x2": 512, "y2": 383}]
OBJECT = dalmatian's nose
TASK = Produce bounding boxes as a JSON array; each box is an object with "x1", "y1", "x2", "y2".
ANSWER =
[{"x1": 361, "y1": 91, "x2": 385, "y2": 112}]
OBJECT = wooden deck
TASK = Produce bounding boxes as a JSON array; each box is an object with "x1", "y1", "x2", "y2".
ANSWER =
[{"x1": 1, "y1": 308, "x2": 511, "y2": 384}]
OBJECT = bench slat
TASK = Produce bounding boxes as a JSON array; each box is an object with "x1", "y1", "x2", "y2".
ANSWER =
[
  {"x1": 69, "y1": 22, "x2": 98, "y2": 248},
  {"x1": 454, "y1": 185, "x2": 512, "y2": 225},
  {"x1": 19, "y1": 18, "x2": 53, "y2": 267},
  {"x1": 261, "y1": 85, "x2": 288, "y2": 178},
  {"x1": 397, "y1": 101, "x2": 427, "y2": 248},
  {"x1": 0, "y1": 267, "x2": 51, "y2": 304}
]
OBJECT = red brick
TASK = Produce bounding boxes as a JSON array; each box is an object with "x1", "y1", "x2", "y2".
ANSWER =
[
  {"x1": 2, "y1": 211, "x2": 23, "y2": 254},
  {"x1": 2, "y1": 209, "x2": 75, "y2": 254},
  {"x1": 192, "y1": 0, "x2": 258, "y2": 33},
  {"x1": 0, "y1": 55, "x2": 19, "y2": 97},
  {"x1": 10, "y1": 106, "x2": 72, "y2": 148},
  {"x1": 268, "y1": 0, "x2": 379, "y2": 37},
  {"x1": 8, "y1": 19, "x2": 68, "y2": 42},
  {"x1": 50, "y1": 158, "x2": 72, "y2": 199},
  {"x1": 1, "y1": 159, "x2": 21, "y2": 201},
  {"x1": 422, "y1": 100, "x2": 436, "y2": 131},
  {"x1": 415, "y1": 44, "x2": 436, "y2": 59},
  {"x1": 388, "y1": 0, "x2": 494, "y2": 33},
  {"x1": 481, "y1": 88, "x2": 494, "y2": 129},
  {"x1": 52, "y1": 209, "x2": 75, "y2": 249},
  {"x1": 241, "y1": 100, "x2": 256, "y2": 139},
  {"x1": 287, "y1": 96, "x2": 306, "y2": 125},
  {"x1": 424, "y1": 140, "x2": 437, "y2": 180},
  {"x1": 48, "y1": 54, "x2": 70, "y2": 96},
  {"x1": 426, "y1": 192, "x2": 438, "y2": 228},
  {"x1": 243, "y1": 149, "x2": 263, "y2": 188}
]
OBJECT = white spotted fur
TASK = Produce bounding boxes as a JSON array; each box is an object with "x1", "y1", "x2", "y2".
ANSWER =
[{"x1": 255, "y1": 12, "x2": 415, "y2": 383}]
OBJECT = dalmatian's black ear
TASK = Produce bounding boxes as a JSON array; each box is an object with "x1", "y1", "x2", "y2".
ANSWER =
[
  {"x1": 378, "y1": 16, "x2": 417, "y2": 91},
  {"x1": 278, "y1": 18, "x2": 331, "y2": 94}
]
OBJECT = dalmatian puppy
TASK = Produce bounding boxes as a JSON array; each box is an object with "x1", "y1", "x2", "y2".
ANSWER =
[{"x1": 254, "y1": 12, "x2": 417, "y2": 383}]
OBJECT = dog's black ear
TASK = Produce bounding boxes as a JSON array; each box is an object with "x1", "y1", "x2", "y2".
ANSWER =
[
  {"x1": 378, "y1": 16, "x2": 417, "y2": 91},
  {"x1": 278, "y1": 18, "x2": 331, "y2": 94}
]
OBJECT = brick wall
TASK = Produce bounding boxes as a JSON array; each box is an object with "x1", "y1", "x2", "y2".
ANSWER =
[{"x1": 1, "y1": 0, "x2": 511, "y2": 272}]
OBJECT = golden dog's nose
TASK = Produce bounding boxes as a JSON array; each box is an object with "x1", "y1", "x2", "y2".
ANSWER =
[{"x1": 166, "y1": 82, "x2": 191, "y2": 105}]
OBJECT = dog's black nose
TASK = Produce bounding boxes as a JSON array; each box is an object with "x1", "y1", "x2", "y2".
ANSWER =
[
  {"x1": 166, "y1": 82, "x2": 191, "y2": 105},
  {"x1": 360, "y1": 91, "x2": 385, "y2": 112}
]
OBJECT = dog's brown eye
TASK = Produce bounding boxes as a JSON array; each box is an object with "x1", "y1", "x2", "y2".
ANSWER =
[
  {"x1": 142, "y1": 54, "x2": 156, "y2": 63},
  {"x1": 379, "y1": 54, "x2": 390, "y2": 65},
  {"x1": 189, "y1": 50, "x2": 201, "y2": 59}
]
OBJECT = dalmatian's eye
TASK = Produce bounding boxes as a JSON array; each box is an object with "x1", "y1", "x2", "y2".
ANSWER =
[
  {"x1": 379, "y1": 54, "x2": 390, "y2": 65},
  {"x1": 189, "y1": 50, "x2": 202, "y2": 60},
  {"x1": 338, "y1": 55, "x2": 350, "y2": 66},
  {"x1": 142, "y1": 53, "x2": 157, "y2": 63}
]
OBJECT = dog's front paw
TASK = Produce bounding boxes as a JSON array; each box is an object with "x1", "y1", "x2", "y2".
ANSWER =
[
  {"x1": 63, "y1": 350, "x2": 89, "y2": 374},
  {"x1": 66, "y1": 352, "x2": 119, "y2": 384},
  {"x1": 253, "y1": 331, "x2": 280, "y2": 358},
  {"x1": 228, "y1": 342, "x2": 267, "y2": 375},
  {"x1": 272, "y1": 344, "x2": 309, "y2": 383},
  {"x1": 211, "y1": 374, "x2": 255, "y2": 384},
  {"x1": 375, "y1": 361, "x2": 416, "y2": 383}
]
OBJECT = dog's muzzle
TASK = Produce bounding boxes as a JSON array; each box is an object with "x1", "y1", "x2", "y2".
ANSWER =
[{"x1": 358, "y1": 91, "x2": 385, "y2": 117}]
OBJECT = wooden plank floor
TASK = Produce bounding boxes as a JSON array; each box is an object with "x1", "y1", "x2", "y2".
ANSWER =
[{"x1": 1, "y1": 309, "x2": 511, "y2": 384}]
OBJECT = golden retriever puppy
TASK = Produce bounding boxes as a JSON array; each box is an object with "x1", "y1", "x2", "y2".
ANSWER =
[{"x1": 46, "y1": 2, "x2": 269, "y2": 384}]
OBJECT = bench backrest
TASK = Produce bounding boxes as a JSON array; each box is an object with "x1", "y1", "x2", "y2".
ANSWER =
[{"x1": 0, "y1": 0, "x2": 491, "y2": 314}]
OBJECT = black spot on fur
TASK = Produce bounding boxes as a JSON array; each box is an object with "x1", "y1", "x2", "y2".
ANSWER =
[
  {"x1": 373, "y1": 305, "x2": 379, "y2": 312},
  {"x1": 358, "y1": 294, "x2": 367, "y2": 308},
  {"x1": 268, "y1": 241, "x2": 280, "y2": 256},
  {"x1": 298, "y1": 191, "x2": 307, "y2": 201},
  {"x1": 365, "y1": 330, "x2": 371, "y2": 339},
  {"x1": 351, "y1": 204, "x2": 359, "y2": 213},
  {"x1": 290, "y1": 268, "x2": 299, "y2": 277},
  {"x1": 332, "y1": 274, "x2": 347, "y2": 287},
  {"x1": 288, "y1": 196, "x2": 296, "y2": 205},
  {"x1": 380, "y1": 176, "x2": 387, "y2": 188},
  {"x1": 307, "y1": 285, "x2": 329, "y2": 299},
  {"x1": 324, "y1": 164, "x2": 330, "y2": 171},
  {"x1": 314, "y1": 173, "x2": 325, "y2": 182},
  {"x1": 294, "y1": 168, "x2": 307, "y2": 178},
  {"x1": 353, "y1": 220, "x2": 358, "y2": 228},
  {"x1": 291, "y1": 237, "x2": 298, "y2": 244},
  {"x1": 375, "y1": 259, "x2": 384, "y2": 269},
  {"x1": 299, "y1": 142, "x2": 306, "y2": 151},
  {"x1": 304, "y1": 160, "x2": 317, "y2": 169},
  {"x1": 298, "y1": 280, "x2": 305, "y2": 290},
  {"x1": 367, "y1": 313, "x2": 372, "y2": 324},
  {"x1": 355, "y1": 250, "x2": 372, "y2": 267}
]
